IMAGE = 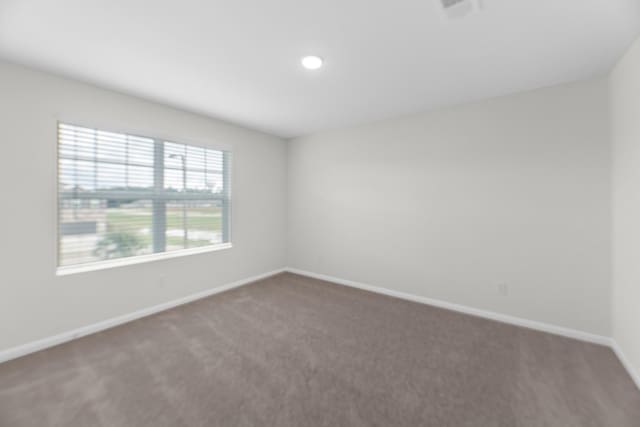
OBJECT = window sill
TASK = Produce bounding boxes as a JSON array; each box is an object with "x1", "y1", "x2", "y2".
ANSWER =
[{"x1": 56, "y1": 243, "x2": 233, "y2": 276}]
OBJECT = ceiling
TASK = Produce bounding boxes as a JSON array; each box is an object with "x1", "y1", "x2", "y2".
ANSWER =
[{"x1": 1, "y1": 0, "x2": 639, "y2": 138}]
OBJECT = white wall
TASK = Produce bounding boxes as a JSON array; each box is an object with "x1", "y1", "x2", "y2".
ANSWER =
[
  {"x1": 0, "y1": 58, "x2": 620, "y2": 355},
  {"x1": 288, "y1": 79, "x2": 611, "y2": 336},
  {"x1": 611, "y1": 36, "x2": 640, "y2": 380},
  {"x1": 0, "y1": 61, "x2": 287, "y2": 352}
]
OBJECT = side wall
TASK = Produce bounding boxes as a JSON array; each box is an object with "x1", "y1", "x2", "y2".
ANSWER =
[
  {"x1": 288, "y1": 79, "x2": 611, "y2": 336},
  {"x1": 611, "y1": 36, "x2": 640, "y2": 382},
  {"x1": 0, "y1": 61, "x2": 287, "y2": 352}
]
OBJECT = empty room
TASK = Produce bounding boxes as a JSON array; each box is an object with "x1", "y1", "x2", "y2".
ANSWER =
[{"x1": 1, "y1": 0, "x2": 640, "y2": 426}]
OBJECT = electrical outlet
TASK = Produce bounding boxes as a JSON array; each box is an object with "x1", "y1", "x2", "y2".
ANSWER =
[{"x1": 498, "y1": 283, "x2": 509, "y2": 296}]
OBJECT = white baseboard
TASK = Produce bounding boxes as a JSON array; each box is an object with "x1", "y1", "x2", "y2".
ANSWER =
[
  {"x1": 3, "y1": 266, "x2": 638, "y2": 393},
  {"x1": 611, "y1": 341, "x2": 640, "y2": 391},
  {"x1": 0, "y1": 268, "x2": 286, "y2": 364},
  {"x1": 286, "y1": 267, "x2": 640, "y2": 391},
  {"x1": 285, "y1": 267, "x2": 611, "y2": 346}
]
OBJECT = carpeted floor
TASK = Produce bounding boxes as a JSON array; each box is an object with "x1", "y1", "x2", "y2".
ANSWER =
[{"x1": 1, "y1": 272, "x2": 639, "y2": 426}]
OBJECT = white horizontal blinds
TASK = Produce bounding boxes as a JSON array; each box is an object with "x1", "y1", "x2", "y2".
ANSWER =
[
  {"x1": 58, "y1": 123, "x2": 230, "y2": 268},
  {"x1": 161, "y1": 140, "x2": 228, "y2": 253}
]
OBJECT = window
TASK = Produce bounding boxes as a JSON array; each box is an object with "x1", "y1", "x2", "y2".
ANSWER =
[{"x1": 57, "y1": 123, "x2": 231, "y2": 273}]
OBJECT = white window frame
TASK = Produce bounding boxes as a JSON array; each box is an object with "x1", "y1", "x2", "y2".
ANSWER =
[{"x1": 54, "y1": 121, "x2": 233, "y2": 276}]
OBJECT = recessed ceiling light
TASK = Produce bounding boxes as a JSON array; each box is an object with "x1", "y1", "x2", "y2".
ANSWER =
[{"x1": 301, "y1": 56, "x2": 323, "y2": 70}]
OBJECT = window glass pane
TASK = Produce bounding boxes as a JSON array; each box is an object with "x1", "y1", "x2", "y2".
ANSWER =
[
  {"x1": 164, "y1": 141, "x2": 185, "y2": 169},
  {"x1": 206, "y1": 171, "x2": 224, "y2": 194},
  {"x1": 186, "y1": 169, "x2": 207, "y2": 191},
  {"x1": 97, "y1": 163, "x2": 126, "y2": 189},
  {"x1": 59, "y1": 158, "x2": 96, "y2": 191},
  {"x1": 187, "y1": 200, "x2": 224, "y2": 247},
  {"x1": 186, "y1": 145, "x2": 206, "y2": 170},
  {"x1": 58, "y1": 158, "x2": 76, "y2": 190},
  {"x1": 57, "y1": 123, "x2": 230, "y2": 270},
  {"x1": 127, "y1": 165, "x2": 154, "y2": 189},
  {"x1": 164, "y1": 168, "x2": 184, "y2": 191},
  {"x1": 165, "y1": 201, "x2": 186, "y2": 251},
  {"x1": 127, "y1": 137, "x2": 154, "y2": 166},
  {"x1": 58, "y1": 199, "x2": 153, "y2": 266},
  {"x1": 206, "y1": 150, "x2": 224, "y2": 172},
  {"x1": 59, "y1": 127, "x2": 96, "y2": 159},
  {"x1": 74, "y1": 160, "x2": 97, "y2": 190},
  {"x1": 164, "y1": 200, "x2": 223, "y2": 252},
  {"x1": 97, "y1": 132, "x2": 127, "y2": 162}
]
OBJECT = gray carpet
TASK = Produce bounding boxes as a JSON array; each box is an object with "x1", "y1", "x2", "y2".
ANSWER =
[{"x1": 0, "y1": 272, "x2": 638, "y2": 426}]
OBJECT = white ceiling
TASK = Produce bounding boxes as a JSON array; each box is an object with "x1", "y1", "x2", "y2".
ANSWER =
[{"x1": 1, "y1": 0, "x2": 639, "y2": 138}]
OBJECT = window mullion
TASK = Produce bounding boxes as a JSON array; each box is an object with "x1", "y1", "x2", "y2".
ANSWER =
[
  {"x1": 152, "y1": 140, "x2": 166, "y2": 253},
  {"x1": 222, "y1": 151, "x2": 231, "y2": 243},
  {"x1": 57, "y1": 123, "x2": 231, "y2": 270}
]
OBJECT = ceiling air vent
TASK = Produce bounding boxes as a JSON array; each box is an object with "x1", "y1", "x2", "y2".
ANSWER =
[{"x1": 438, "y1": 0, "x2": 482, "y2": 20}]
